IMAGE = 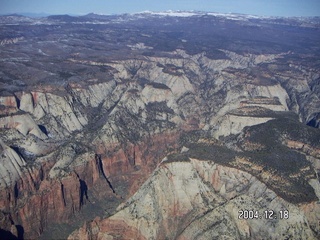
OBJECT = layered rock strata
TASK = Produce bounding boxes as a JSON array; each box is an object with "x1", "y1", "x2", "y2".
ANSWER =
[
  {"x1": 0, "y1": 13, "x2": 319, "y2": 238},
  {"x1": 68, "y1": 158, "x2": 319, "y2": 240}
]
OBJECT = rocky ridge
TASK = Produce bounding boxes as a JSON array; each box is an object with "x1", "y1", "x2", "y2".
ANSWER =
[
  {"x1": 0, "y1": 50, "x2": 319, "y2": 239},
  {"x1": 68, "y1": 158, "x2": 318, "y2": 240},
  {"x1": 0, "y1": 12, "x2": 319, "y2": 239}
]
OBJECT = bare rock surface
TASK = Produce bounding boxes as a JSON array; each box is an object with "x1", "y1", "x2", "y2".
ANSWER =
[
  {"x1": 68, "y1": 159, "x2": 318, "y2": 240},
  {"x1": 0, "y1": 12, "x2": 319, "y2": 239}
]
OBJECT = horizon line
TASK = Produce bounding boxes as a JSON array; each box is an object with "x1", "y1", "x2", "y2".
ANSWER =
[{"x1": 1, "y1": 10, "x2": 320, "y2": 19}]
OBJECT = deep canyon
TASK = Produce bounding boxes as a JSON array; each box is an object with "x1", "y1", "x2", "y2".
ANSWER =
[{"x1": 0, "y1": 12, "x2": 320, "y2": 239}]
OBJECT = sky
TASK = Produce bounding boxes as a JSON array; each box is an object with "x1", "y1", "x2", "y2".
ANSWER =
[{"x1": 0, "y1": 0, "x2": 319, "y2": 17}]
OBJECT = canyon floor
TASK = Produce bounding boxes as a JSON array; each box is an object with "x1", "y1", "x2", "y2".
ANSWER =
[{"x1": 0, "y1": 12, "x2": 320, "y2": 239}]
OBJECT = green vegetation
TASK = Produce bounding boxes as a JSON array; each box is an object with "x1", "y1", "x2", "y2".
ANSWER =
[
  {"x1": 146, "y1": 101, "x2": 174, "y2": 115},
  {"x1": 137, "y1": 78, "x2": 170, "y2": 89},
  {"x1": 165, "y1": 113, "x2": 319, "y2": 204},
  {"x1": 166, "y1": 152, "x2": 190, "y2": 163}
]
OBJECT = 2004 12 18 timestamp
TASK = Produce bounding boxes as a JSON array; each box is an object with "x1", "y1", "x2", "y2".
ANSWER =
[{"x1": 238, "y1": 209, "x2": 289, "y2": 220}]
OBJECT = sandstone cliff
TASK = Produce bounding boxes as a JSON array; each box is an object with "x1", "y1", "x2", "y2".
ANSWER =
[
  {"x1": 68, "y1": 158, "x2": 319, "y2": 240},
  {"x1": 0, "y1": 12, "x2": 319, "y2": 239},
  {"x1": 1, "y1": 51, "x2": 319, "y2": 238}
]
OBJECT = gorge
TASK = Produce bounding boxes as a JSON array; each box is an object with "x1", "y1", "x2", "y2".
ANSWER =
[{"x1": 0, "y1": 12, "x2": 319, "y2": 239}]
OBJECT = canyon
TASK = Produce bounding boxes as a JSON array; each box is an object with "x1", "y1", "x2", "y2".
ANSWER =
[{"x1": 0, "y1": 12, "x2": 319, "y2": 239}]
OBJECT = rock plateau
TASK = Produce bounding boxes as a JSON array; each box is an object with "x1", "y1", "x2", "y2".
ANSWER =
[{"x1": 0, "y1": 11, "x2": 319, "y2": 239}]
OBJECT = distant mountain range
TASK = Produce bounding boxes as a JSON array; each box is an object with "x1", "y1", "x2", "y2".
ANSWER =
[
  {"x1": 0, "y1": 10, "x2": 319, "y2": 239},
  {"x1": 0, "y1": 11, "x2": 319, "y2": 29},
  {"x1": 1, "y1": 10, "x2": 320, "y2": 19}
]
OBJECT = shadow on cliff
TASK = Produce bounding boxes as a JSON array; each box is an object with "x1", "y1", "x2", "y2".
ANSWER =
[
  {"x1": 79, "y1": 179, "x2": 88, "y2": 206},
  {"x1": 0, "y1": 225, "x2": 24, "y2": 239}
]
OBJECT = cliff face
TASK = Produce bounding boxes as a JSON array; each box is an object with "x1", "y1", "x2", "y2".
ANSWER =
[
  {"x1": 68, "y1": 159, "x2": 318, "y2": 240},
  {"x1": 1, "y1": 52, "x2": 319, "y2": 238},
  {"x1": 68, "y1": 113, "x2": 320, "y2": 239},
  {"x1": 0, "y1": 13, "x2": 320, "y2": 239},
  {"x1": 0, "y1": 72, "x2": 186, "y2": 238}
]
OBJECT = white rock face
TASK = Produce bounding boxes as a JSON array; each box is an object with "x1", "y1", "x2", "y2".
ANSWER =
[
  {"x1": 309, "y1": 179, "x2": 320, "y2": 201},
  {"x1": 70, "y1": 81, "x2": 117, "y2": 107},
  {"x1": 21, "y1": 137, "x2": 58, "y2": 158},
  {"x1": 141, "y1": 85, "x2": 173, "y2": 103},
  {"x1": 207, "y1": 80, "x2": 289, "y2": 137},
  {"x1": 214, "y1": 114, "x2": 274, "y2": 138},
  {"x1": 70, "y1": 159, "x2": 317, "y2": 239},
  {"x1": 0, "y1": 140, "x2": 26, "y2": 188},
  {"x1": 19, "y1": 92, "x2": 88, "y2": 137},
  {"x1": 19, "y1": 92, "x2": 34, "y2": 113},
  {"x1": 249, "y1": 84, "x2": 289, "y2": 110},
  {"x1": 0, "y1": 114, "x2": 47, "y2": 139}
]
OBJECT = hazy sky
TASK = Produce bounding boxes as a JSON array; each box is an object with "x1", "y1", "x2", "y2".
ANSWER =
[{"x1": 0, "y1": 0, "x2": 319, "y2": 17}]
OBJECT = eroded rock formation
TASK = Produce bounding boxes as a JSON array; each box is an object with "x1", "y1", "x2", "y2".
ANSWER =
[{"x1": 0, "y1": 12, "x2": 319, "y2": 239}]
